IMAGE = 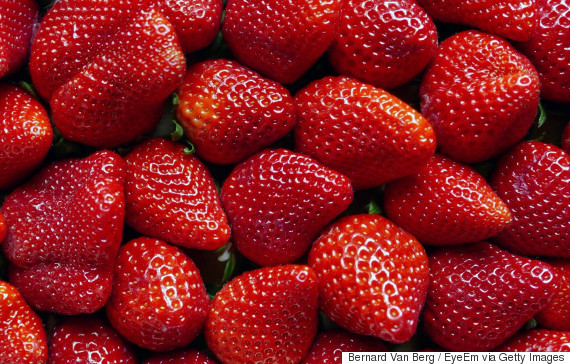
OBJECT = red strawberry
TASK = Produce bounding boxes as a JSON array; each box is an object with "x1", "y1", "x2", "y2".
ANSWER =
[
  {"x1": 424, "y1": 241, "x2": 557, "y2": 351},
  {"x1": 144, "y1": 349, "x2": 218, "y2": 364},
  {"x1": 490, "y1": 141, "x2": 570, "y2": 258},
  {"x1": 222, "y1": 0, "x2": 340, "y2": 84},
  {"x1": 415, "y1": 0, "x2": 539, "y2": 41},
  {"x1": 295, "y1": 76, "x2": 435, "y2": 190},
  {"x1": 124, "y1": 138, "x2": 230, "y2": 250},
  {"x1": 30, "y1": 0, "x2": 185, "y2": 148},
  {"x1": 2, "y1": 150, "x2": 125, "y2": 314},
  {"x1": 495, "y1": 329, "x2": 570, "y2": 352},
  {"x1": 106, "y1": 237, "x2": 209, "y2": 352},
  {"x1": 221, "y1": 148, "x2": 353, "y2": 266},
  {"x1": 205, "y1": 265, "x2": 319, "y2": 364},
  {"x1": 176, "y1": 59, "x2": 297, "y2": 165},
  {"x1": 0, "y1": 281, "x2": 47, "y2": 364},
  {"x1": 48, "y1": 315, "x2": 137, "y2": 364},
  {"x1": 0, "y1": 0, "x2": 38, "y2": 78},
  {"x1": 0, "y1": 211, "x2": 6, "y2": 244},
  {"x1": 535, "y1": 259, "x2": 570, "y2": 331},
  {"x1": 420, "y1": 30, "x2": 540, "y2": 163},
  {"x1": 308, "y1": 214, "x2": 429, "y2": 343},
  {"x1": 563, "y1": 122, "x2": 570, "y2": 154},
  {"x1": 328, "y1": 0, "x2": 437, "y2": 89},
  {"x1": 384, "y1": 154, "x2": 512, "y2": 246},
  {"x1": 0, "y1": 84, "x2": 53, "y2": 190}
]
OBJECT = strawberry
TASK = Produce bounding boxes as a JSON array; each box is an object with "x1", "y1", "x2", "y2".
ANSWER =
[
  {"x1": 0, "y1": 212, "x2": 5, "y2": 243},
  {"x1": 0, "y1": 84, "x2": 53, "y2": 190},
  {"x1": 48, "y1": 315, "x2": 137, "y2": 364},
  {"x1": 295, "y1": 76, "x2": 436, "y2": 190},
  {"x1": 424, "y1": 241, "x2": 557, "y2": 351},
  {"x1": 420, "y1": 30, "x2": 540, "y2": 163},
  {"x1": 222, "y1": 0, "x2": 340, "y2": 84},
  {"x1": 144, "y1": 349, "x2": 218, "y2": 364},
  {"x1": 176, "y1": 59, "x2": 297, "y2": 165},
  {"x1": 490, "y1": 141, "x2": 570, "y2": 258},
  {"x1": 0, "y1": 0, "x2": 38, "y2": 78},
  {"x1": 308, "y1": 214, "x2": 429, "y2": 343},
  {"x1": 124, "y1": 138, "x2": 230, "y2": 250},
  {"x1": 2, "y1": 150, "x2": 125, "y2": 314},
  {"x1": 205, "y1": 265, "x2": 319, "y2": 363},
  {"x1": 495, "y1": 329, "x2": 570, "y2": 352},
  {"x1": 221, "y1": 148, "x2": 353, "y2": 266},
  {"x1": 0, "y1": 281, "x2": 47, "y2": 364},
  {"x1": 563, "y1": 122, "x2": 570, "y2": 154},
  {"x1": 106, "y1": 237, "x2": 209, "y2": 352},
  {"x1": 328, "y1": 0, "x2": 437, "y2": 89},
  {"x1": 535, "y1": 259, "x2": 570, "y2": 331}
]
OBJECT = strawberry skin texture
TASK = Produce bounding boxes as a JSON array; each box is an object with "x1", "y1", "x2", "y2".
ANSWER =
[
  {"x1": 176, "y1": 59, "x2": 297, "y2": 165},
  {"x1": 495, "y1": 329, "x2": 570, "y2": 352},
  {"x1": 144, "y1": 349, "x2": 218, "y2": 364},
  {"x1": 328, "y1": 0, "x2": 437, "y2": 89},
  {"x1": 221, "y1": 148, "x2": 353, "y2": 266},
  {"x1": 0, "y1": 281, "x2": 48, "y2": 364},
  {"x1": 295, "y1": 76, "x2": 436, "y2": 190},
  {"x1": 424, "y1": 241, "x2": 557, "y2": 351},
  {"x1": 535, "y1": 260, "x2": 570, "y2": 331},
  {"x1": 206, "y1": 265, "x2": 319, "y2": 364},
  {"x1": 490, "y1": 141, "x2": 570, "y2": 258},
  {"x1": 0, "y1": 0, "x2": 38, "y2": 78},
  {"x1": 124, "y1": 138, "x2": 230, "y2": 250},
  {"x1": 308, "y1": 214, "x2": 429, "y2": 344},
  {"x1": 420, "y1": 30, "x2": 540, "y2": 163},
  {"x1": 106, "y1": 237, "x2": 209, "y2": 352},
  {"x1": 0, "y1": 212, "x2": 6, "y2": 243},
  {"x1": 222, "y1": 0, "x2": 340, "y2": 84},
  {"x1": 0, "y1": 84, "x2": 53, "y2": 190},
  {"x1": 384, "y1": 154, "x2": 512, "y2": 246}
]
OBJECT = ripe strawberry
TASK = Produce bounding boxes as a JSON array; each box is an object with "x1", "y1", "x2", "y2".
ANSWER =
[
  {"x1": 384, "y1": 154, "x2": 512, "y2": 246},
  {"x1": 144, "y1": 349, "x2": 218, "y2": 364},
  {"x1": 535, "y1": 260, "x2": 570, "y2": 331},
  {"x1": 495, "y1": 329, "x2": 570, "y2": 352},
  {"x1": 124, "y1": 138, "x2": 230, "y2": 250},
  {"x1": 206, "y1": 265, "x2": 319, "y2": 363},
  {"x1": 0, "y1": 211, "x2": 6, "y2": 243},
  {"x1": 420, "y1": 30, "x2": 540, "y2": 163},
  {"x1": 295, "y1": 76, "x2": 435, "y2": 190},
  {"x1": 106, "y1": 237, "x2": 209, "y2": 352},
  {"x1": 424, "y1": 241, "x2": 557, "y2": 351},
  {"x1": 221, "y1": 148, "x2": 353, "y2": 266},
  {"x1": 2, "y1": 150, "x2": 125, "y2": 314},
  {"x1": 490, "y1": 141, "x2": 570, "y2": 258},
  {"x1": 222, "y1": 0, "x2": 340, "y2": 84},
  {"x1": 328, "y1": 0, "x2": 437, "y2": 89},
  {"x1": 176, "y1": 59, "x2": 297, "y2": 165},
  {"x1": 0, "y1": 0, "x2": 38, "y2": 78},
  {"x1": 48, "y1": 315, "x2": 137, "y2": 364},
  {"x1": 0, "y1": 281, "x2": 47, "y2": 364},
  {"x1": 308, "y1": 214, "x2": 429, "y2": 343},
  {"x1": 563, "y1": 122, "x2": 570, "y2": 154}
]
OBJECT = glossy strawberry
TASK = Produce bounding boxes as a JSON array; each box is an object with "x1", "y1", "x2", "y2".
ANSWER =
[
  {"x1": 295, "y1": 76, "x2": 435, "y2": 190},
  {"x1": 563, "y1": 122, "x2": 570, "y2": 154},
  {"x1": 106, "y1": 237, "x2": 209, "y2": 352},
  {"x1": 2, "y1": 151, "x2": 125, "y2": 314},
  {"x1": 328, "y1": 0, "x2": 437, "y2": 89},
  {"x1": 496, "y1": 329, "x2": 570, "y2": 352},
  {"x1": 308, "y1": 214, "x2": 429, "y2": 343},
  {"x1": 221, "y1": 148, "x2": 353, "y2": 266},
  {"x1": 124, "y1": 138, "x2": 230, "y2": 250},
  {"x1": 490, "y1": 141, "x2": 570, "y2": 258},
  {"x1": 0, "y1": 0, "x2": 38, "y2": 78},
  {"x1": 0, "y1": 281, "x2": 47, "y2": 364},
  {"x1": 222, "y1": 0, "x2": 340, "y2": 84},
  {"x1": 424, "y1": 241, "x2": 557, "y2": 351},
  {"x1": 535, "y1": 260, "x2": 570, "y2": 331},
  {"x1": 384, "y1": 154, "x2": 512, "y2": 246},
  {"x1": 206, "y1": 265, "x2": 319, "y2": 364},
  {"x1": 176, "y1": 59, "x2": 297, "y2": 164},
  {"x1": 144, "y1": 349, "x2": 218, "y2": 364},
  {"x1": 420, "y1": 30, "x2": 540, "y2": 163},
  {"x1": 0, "y1": 211, "x2": 6, "y2": 244}
]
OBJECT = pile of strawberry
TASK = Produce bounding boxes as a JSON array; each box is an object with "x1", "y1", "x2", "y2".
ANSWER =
[{"x1": 1, "y1": 0, "x2": 569, "y2": 362}]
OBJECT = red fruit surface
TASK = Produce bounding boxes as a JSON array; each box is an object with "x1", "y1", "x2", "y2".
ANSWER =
[
  {"x1": 48, "y1": 315, "x2": 137, "y2": 364},
  {"x1": 0, "y1": 212, "x2": 5, "y2": 243},
  {"x1": 490, "y1": 141, "x2": 570, "y2": 258},
  {"x1": 222, "y1": 0, "x2": 340, "y2": 84},
  {"x1": 384, "y1": 154, "x2": 512, "y2": 246},
  {"x1": 2, "y1": 150, "x2": 125, "y2": 314},
  {"x1": 420, "y1": 30, "x2": 540, "y2": 163},
  {"x1": 535, "y1": 260, "x2": 570, "y2": 331},
  {"x1": 308, "y1": 214, "x2": 429, "y2": 343},
  {"x1": 295, "y1": 76, "x2": 435, "y2": 190},
  {"x1": 424, "y1": 241, "x2": 557, "y2": 351},
  {"x1": 144, "y1": 349, "x2": 218, "y2": 364},
  {"x1": 0, "y1": 281, "x2": 47, "y2": 364},
  {"x1": 496, "y1": 329, "x2": 570, "y2": 352},
  {"x1": 563, "y1": 122, "x2": 570, "y2": 154},
  {"x1": 0, "y1": 0, "x2": 38, "y2": 78},
  {"x1": 0, "y1": 84, "x2": 53, "y2": 190},
  {"x1": 106, "y1": 237, "x2": 209, "y2": 352},
  {"x1": 221, "y1": 148, "x2": 353, "y2": 266},
  {"x1": 206, "y1": 265, "x2": 319, "y2": 364},
  {"x1": 176, "y1": 59, "x2": 297, "y2": 164},
  {"x1": 125, "y1": 138, "x2": 230, "y2": 250},
  {"x1": 328, "y1": 0, "x2": 437, "y2": 89}
]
